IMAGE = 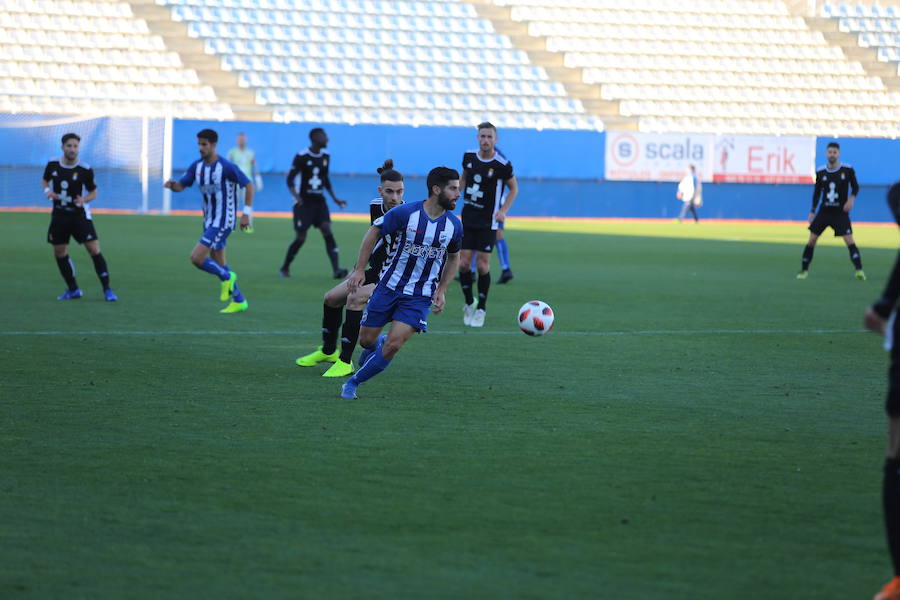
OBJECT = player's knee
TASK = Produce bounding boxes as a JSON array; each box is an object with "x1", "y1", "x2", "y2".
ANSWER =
[
  {"x1": 382, "y1": 338, "x2": 403, "y2": 359},
  {"x1": 358, "y1": 330, "x2": 377, "y2": 349},
  {"x1": 346, "y1": 292, "x2": 369, "y2": 311},
  {"x1": 324, "y1": 289, "x2": 344, "y2": 308}
]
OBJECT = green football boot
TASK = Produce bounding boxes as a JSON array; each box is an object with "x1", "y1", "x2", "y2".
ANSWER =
[
  {"x1": 322, "y1": 360, "x2": 354, "y2": 378},
  {"x1": 295, "y1": 346, "x2": 339, "y2": 367}
]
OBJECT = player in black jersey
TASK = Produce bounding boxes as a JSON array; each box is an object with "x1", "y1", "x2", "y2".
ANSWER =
[
  {"x1": 280, "y1": 128, "x2": 348, "y2": 279},
  {"x1": 43, "y1": 133, "x2": 117, "y2": 301},
  {"x1": 865, "y1": 183, "x2": 900, "y2": 600},
  {"x1": 294, "y1": 160, "x2": 405, "y2": 377},
  {"x1": 797, "y1": 142, "x2": 864, "y2": 280},
  {"x1": 457, "y1": 122, "x2": 518, "y2": 327}
]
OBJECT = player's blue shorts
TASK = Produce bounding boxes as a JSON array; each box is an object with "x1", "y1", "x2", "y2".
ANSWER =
[
  {"x1": 199, "y1": 225, "x2": 233, "y2": 250},
  {"x1": 362, "y1": 285, "x2": 432, "y2": 332}
]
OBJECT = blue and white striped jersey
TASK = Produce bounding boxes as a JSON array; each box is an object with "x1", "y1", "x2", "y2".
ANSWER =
[
  {"x1": 375, "y1": 200, "x2": 463, "y2": 298},
  {"x1": 178, "y1": 157, "x2": 250, "y2": 229}
]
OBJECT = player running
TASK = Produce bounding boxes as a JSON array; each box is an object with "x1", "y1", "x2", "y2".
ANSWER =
[
  {"x1": 339, "y1": 166, "x2": 462, "y2": 399},
  {"x1": 458, "y1": 122, "x2": 518, "y2": 327},
  {"x1": 164, "y1": 128, "x2": 254, "y2": 313},
  {"x1": 294, "y1": 159, "x2": 405, "y2": 377},
  {"x1": 280, "y1": 127, "x2": 348, "y2": 279},
  {"x1": 43, "y1": 132, "x2": 117, "y2": 301},
  {"x1": 797, "y1": 141, "x2": 864, "y2": 280}
]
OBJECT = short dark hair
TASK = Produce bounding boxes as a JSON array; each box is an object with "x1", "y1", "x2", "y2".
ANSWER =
[
  {"x1": 827, "y1": 142, "x2": 840, "y2": 150},
  {"x1": 197, "y1": 129, "x2": 218, "y2": 143},
  {"x1": 61, "y1": 133, "x2": 80, "y2": 145},
  {"x1": 426, "y1": 166, "x2": 459, "y2": 195},
  {"x1": 377, "y1": 158, "x2": 403, "y2": 183},
  {"x1": 309, "y1": 127, "x2": 325, "y2": 141},
  {"x1": 477, "y1": 121, "x2": 496, "y2": 132}
]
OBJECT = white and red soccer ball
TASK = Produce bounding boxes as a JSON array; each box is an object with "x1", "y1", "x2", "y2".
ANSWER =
[{"x1": 517, "y1": 300, "x2": 554, "y2": 336}]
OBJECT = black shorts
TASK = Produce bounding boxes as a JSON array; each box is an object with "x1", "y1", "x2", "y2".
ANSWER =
[
  {"x1": 293, "y1": 198, "x2": 330, "y2": 232},
  {"x1": 47, "y1": 211, "x2": 98, "y2": 245},
  {"x1": 809, "y1": 211, "x2": 852, "y2": 237},
  {"x1": 461, "y1": 227, "x2": 497, "y2": 252},
  {"x1": 364, "y1": 267, "x2": 380, "y2": 286}
]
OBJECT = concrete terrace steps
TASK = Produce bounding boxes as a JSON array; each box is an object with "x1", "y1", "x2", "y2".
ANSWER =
[
  {"x1": 125, "y1": 0, "x2": 272, "y2": 121},
  {"x1": 465, "y1": 0, "x2": 638, "y2": 129}
]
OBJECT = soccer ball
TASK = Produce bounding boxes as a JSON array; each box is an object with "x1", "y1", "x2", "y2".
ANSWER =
[{"x1": 517, "y1": 300, "x2": 555, "y2": 336}]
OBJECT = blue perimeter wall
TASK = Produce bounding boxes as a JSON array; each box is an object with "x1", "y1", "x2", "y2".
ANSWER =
[{"x1": 3, "y1": 116, "x2": 899, "y2": 221}]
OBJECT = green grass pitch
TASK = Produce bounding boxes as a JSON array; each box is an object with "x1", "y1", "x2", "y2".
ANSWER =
[{"x1": 2, "y1": 211, "x2": 898, "y2": 598}]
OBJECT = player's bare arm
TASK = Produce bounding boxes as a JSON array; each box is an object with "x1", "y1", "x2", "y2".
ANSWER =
[
  {"x1": 432, "y1": 251, "x2": 460, "y2": 314},
  {"x1": 845, "y1": 195, "x2": 856, "y2": 213},
  {"x1": 326, "y1": 183, "x2": 346, "y2": 208},
  {"x1": 41, "y1": 178, "x2": 59, "y2": 200},
  {"x1": 240, "y1": 182, "x2": 255, "y2": 230},
  {"x1": 74, "y1": 188, "x2": 97, "y2": 206},
  {"x1": 865, "y1": 307, "x2": 887, "y2": 335},
  {"x1": 347, "y1": 226, "x2": 381, "y2": 292},
  {"x1": 497, "y1": 176, "x2": 518, "y2": 221}
]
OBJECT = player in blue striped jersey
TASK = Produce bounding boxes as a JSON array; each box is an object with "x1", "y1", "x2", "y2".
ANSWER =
[
  {"x1": 164, "y1": 128, "x2": 255, "y2": 313},
  {"x1": 340, "y1": 166, "x2": 463, "y2": 399},
  {"x1": 294, "y1": 159, "x2": 405, "y2": 377}
]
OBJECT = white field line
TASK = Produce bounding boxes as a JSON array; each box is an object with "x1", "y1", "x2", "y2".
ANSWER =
[{"x1": 0, "y1": 328, "x2": 866, "y2": 336}]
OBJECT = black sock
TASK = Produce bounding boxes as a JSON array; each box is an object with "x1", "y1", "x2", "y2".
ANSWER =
[
  {"x1": 55, "y1": 255, "x2": 78, "y2": 290},
  {"x1": 884, "y1": 458, "x2": 900, "y2": 575},
  {"x1": 459, "y1": 270, "x2": 474, "y2": 305},
  {"x1": 323, "y1": 234, "x2": 340, "y2": 271},
  {"x1": 282, "y1": 236, "x2": 306, "y2": 271},
  {"x1": 339, "y1": 309, "x2": 363, "y2": 364},
  {"x1": 801, "y1": 245, "x2": 815, "y2": 271},
  {"x1": 477, "y1": 271, "x2": 491, "y2": 311},
  {"x1": 321, "y1": 303, "x2": 343, "y2": 354},
  {"x1": 91, "y1": 253, "x2": 110, "y2": 290},
  {"x1": 848, "y1": 244, "x2": 863, "y2": 270}
]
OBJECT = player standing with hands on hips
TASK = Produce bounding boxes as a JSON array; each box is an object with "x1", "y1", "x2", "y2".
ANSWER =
[
  {"x1": 797, "y1": 141, "x2": 864, "y2": 280},
  {"x1": 43, "y1": 132, "x2": 117, "y2": 301},
  {"x1": 164, "y1": 128, "x2": 254, "y2": 314}
]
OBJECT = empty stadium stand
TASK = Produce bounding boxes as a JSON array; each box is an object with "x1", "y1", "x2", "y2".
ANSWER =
[
  {"x1": 149, "y1": 0, "x2": 603, "y2": 129},
  {"x1": 475, "y1": 0, "x2": 900, "y2": 136},
  {"x1": 0, "y1": 0, "x2": 233, "y2": 118},
  {"x1": 2, "y1": 0, "x2": 900, "y2": 135}
]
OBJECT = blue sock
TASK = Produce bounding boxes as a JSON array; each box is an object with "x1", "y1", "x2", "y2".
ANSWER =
[
  {"x1": 352, "y1": 336, "x2": 391, "y2": 384},
  {"x1": 231, "y1": 282, "x2": 245, "y2": 303},
  {"x1": 496, "y1": 238, "x2": 510, "y2": 270},
  {"x1": 199, "y1": 258, "x2": 229, "y2": 280}
]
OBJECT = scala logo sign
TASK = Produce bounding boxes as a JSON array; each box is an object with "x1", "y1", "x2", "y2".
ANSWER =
[
  {"x1": 605, "y1": 132, "x2": 714, "y2": 182},
  {"x1": 713, "y1": 135, "x2": 815, "y2": 184}
]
